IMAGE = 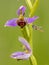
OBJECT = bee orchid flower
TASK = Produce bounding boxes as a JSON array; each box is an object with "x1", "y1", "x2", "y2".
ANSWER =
[
  {"x1": 10, "y1": 37, "x2": 32, "y2": 60},
  {"x1": 4, "y1": 5, "x2": 39, "y2": 28}
]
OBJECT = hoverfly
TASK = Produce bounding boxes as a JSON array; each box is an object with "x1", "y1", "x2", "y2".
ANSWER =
[{"x1": 32, "y1": 25, "x2": 44, "y2": 32}]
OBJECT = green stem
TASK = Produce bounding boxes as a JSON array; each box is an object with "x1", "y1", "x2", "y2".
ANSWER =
[
  {"x1": 21, "y1": 25, "x2": 30, "y2": 42},
  {"x1": 25, "y1": 0, "x2": 39, "y2": 65},
  {"x1": 25, "y1": 0, "x2": 39, "y2": 17},
  {"x1": 28, "y1": 23, "x2": 38, "y2": 65},
  {"x1": 30, "y1": 55, "x2": 37, "y2": 65},
  {"x1": 25, "y1": 0, "x2": 33, "y2": 10},
  {"x1": 29, "y1": 0, "x2": 39, "y2": 17},
  {"x1": 29, "y1": 24, "x2": 33, "y2": 49}
]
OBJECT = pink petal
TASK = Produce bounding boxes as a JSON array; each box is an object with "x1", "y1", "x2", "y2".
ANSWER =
[
  {"x1": 10, "y1": 52, "x2": 31, "y2": 59},
  {"x1": 4, "y1": 18, "x2": 18, "y2": 27},
  {"x1": 17, "y1": 5, "x2": 26, "y2": 15},
  {"x1": 25, "y1": 16, "x2": 39, "y2": 24}
]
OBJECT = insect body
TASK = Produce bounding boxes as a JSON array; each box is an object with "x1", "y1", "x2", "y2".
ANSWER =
[{"x1": 32, "y1": 25, "x2": 44, "y2": 32}]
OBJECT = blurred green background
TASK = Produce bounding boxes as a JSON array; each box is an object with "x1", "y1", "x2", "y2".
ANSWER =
[{"x1": 0, "y1": 0, "x2": 49, "y2": 65}]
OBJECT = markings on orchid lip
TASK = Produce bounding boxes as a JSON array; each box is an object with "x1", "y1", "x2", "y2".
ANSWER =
[
  {"x1": 17, "y1": 19, "x2": 27, "y2": 28},
  {"x1": 17, "y1": 10, "x2": 27, "y2": 28}
]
